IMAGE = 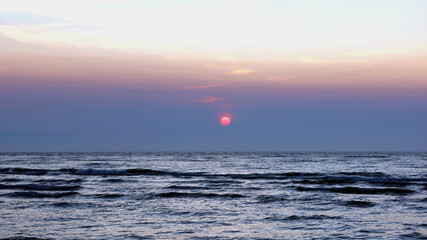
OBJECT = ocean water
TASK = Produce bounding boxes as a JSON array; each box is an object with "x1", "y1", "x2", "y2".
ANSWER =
[{"x1": 0, "y1": 152, "x2": 426, "y2": 240}]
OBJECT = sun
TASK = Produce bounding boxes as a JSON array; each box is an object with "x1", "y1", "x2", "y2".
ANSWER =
[
  {"x1": 220, "y1": 116, "x2": 231, "y2": 126},
  {"x1": 219, "y1": 113, "x2": 233, "y2": 126}
]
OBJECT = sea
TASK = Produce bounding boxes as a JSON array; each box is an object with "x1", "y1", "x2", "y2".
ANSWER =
[{"x1": 0, "y1": 152, "x2": 426, "y2": 239}]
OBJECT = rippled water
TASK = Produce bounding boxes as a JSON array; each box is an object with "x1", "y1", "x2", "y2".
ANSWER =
[{"x1": 0, "y1": 152, "x2": 426, "y2": 239}]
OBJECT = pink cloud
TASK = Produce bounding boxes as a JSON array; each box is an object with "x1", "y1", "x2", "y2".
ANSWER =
[
  {"x1": 183, "y1": 82, "x2": 230, "y2": 90},
  {"x1": 267, "y1": 76, "x2": 282, "y2": 81},
  {"x1": 193, "y1": 95, "x2": 225, "y2": 103}
]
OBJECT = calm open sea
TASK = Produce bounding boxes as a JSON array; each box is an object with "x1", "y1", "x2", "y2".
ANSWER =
[{"x1": 0, "y1": 152, "x2": 426, "y2": 239}]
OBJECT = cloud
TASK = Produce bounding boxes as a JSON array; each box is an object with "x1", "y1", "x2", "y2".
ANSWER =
[
  {"x1": 351, "y1": 58, "x2": 374, "y2": 67},
  {"x1": 297, "y1": 56, "x2": 323, "y2": 64},
  {"x1": 229, "y1": 69, "x2": 255, "y2": 75},
  {"x1": 193, "y1": 96, "x2": 225, "y2": 103},
  {"x1": 344, "y1": 49, "x2": 404, "y2": 57},
  {"x1": 0, "y1": 25, "x2": 139, "y2": 50},
  {"x1": 184, "y1": 83, "x2": 230, "y2": 90},
  {"x1": 267, "y1": 76, "x2": 282, "y2": 81},
  {"x1": 0, "y1": 13, "x2": 68, "y2": 25},
  {"x1": 216, "y1": 55, "x2": 235, "y2": 62}
]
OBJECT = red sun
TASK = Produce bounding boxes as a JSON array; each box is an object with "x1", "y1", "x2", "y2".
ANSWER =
[{"x1": 220, "y1": 116, "x2": 231, "y2": 126}]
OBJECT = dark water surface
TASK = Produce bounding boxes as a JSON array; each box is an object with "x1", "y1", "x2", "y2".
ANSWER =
[{"x1": 0, "y1": 152, "x2": 426, "y2": 239}]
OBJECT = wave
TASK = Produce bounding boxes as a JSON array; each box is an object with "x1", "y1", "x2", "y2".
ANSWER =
[
  {"x1": 156, "y1": 192, "x2": 245, "y2": 199},
  {"x1": 399, "y1": 232, "x2": 427, "y2": 239},
  {"x1": 102, "y1": 178, "x2": 124, "y2": 183},
  {"x1": 0, "y1": 167, "x2": 320, "y2": 179},
  {"x1": 338, "y1": 171, "x2": 387, "y2": 177},
  {"x1": 293, "y1": 178, "x2": 356, "y2": 185},
  {"x1": 345, "y1": 155, "x2": 389, "y2": 159},
  {"x1": 125, "y1": 168, "x2": 172, "y2": 175},
  {"x1": 1, "y1": 237, "x2": 54, "y2": 240},
  {"x1": 295, "y1": 186, "x2": 415, "y2": 195},
  {"x1": 51, "y1": 202, "x2": 74, "y2": 207},
  {"x1": 343, "y1": 200, "x2": 375, "y2": 208},
  {"x1": 256, "y1": 195, "x2": 288, "y2": 203},
  {"x1": 266, "y1": 214, "x2": 341, "y2": 221},
  {"x1": 225, "y1": 172, "x2": 323, "y2": 180},
  {"x1": 1, "y1": 168, "x2": 425, "y2": 187},
  {"x1": 0, "y1": 178, "x2": 21, "y2": 182},
  {"x1": 0, "y1": 168, "x2": 47, "y2": 175},
  {"x1": 7, "y1": 191, "x2": 78, "y2": 198},
  {"x1": 167, "y1": 185, "x2": 211, "y2": 190},
  {"x1": 292, "y1": 176, "x2": 424, "y2": 187},
  {"x1": 90, "y1": 193, "x2": 125, "y2": 199},
  {"x1": 33, "y1": 178, "x2": 82, "y2": 183},
  {"x1": 0, "y1": 183, "x2": 80, "y2": 191}
]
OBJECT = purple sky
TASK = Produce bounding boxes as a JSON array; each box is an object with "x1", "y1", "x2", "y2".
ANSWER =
[{"x1": 1, "y1": 1, "x2": 426, "y2": 151}]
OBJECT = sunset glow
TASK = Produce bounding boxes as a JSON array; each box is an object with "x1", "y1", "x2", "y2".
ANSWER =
[{"x1": 0, "y1": 0, "x2": 426, "y2": 151}]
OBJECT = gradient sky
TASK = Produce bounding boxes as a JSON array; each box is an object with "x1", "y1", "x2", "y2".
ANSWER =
[{"x1": 1, "y1": 0, "x2": 426, "y2": 151}]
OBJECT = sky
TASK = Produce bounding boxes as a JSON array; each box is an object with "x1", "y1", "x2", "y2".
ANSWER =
[{"x1": 0, "y1": 0, "x2": 426, "y2": 151}]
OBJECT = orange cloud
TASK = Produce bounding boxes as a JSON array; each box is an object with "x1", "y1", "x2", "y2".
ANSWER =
[{"x1": 229, "y1": 69, "x2": 255, "y2": 75}]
